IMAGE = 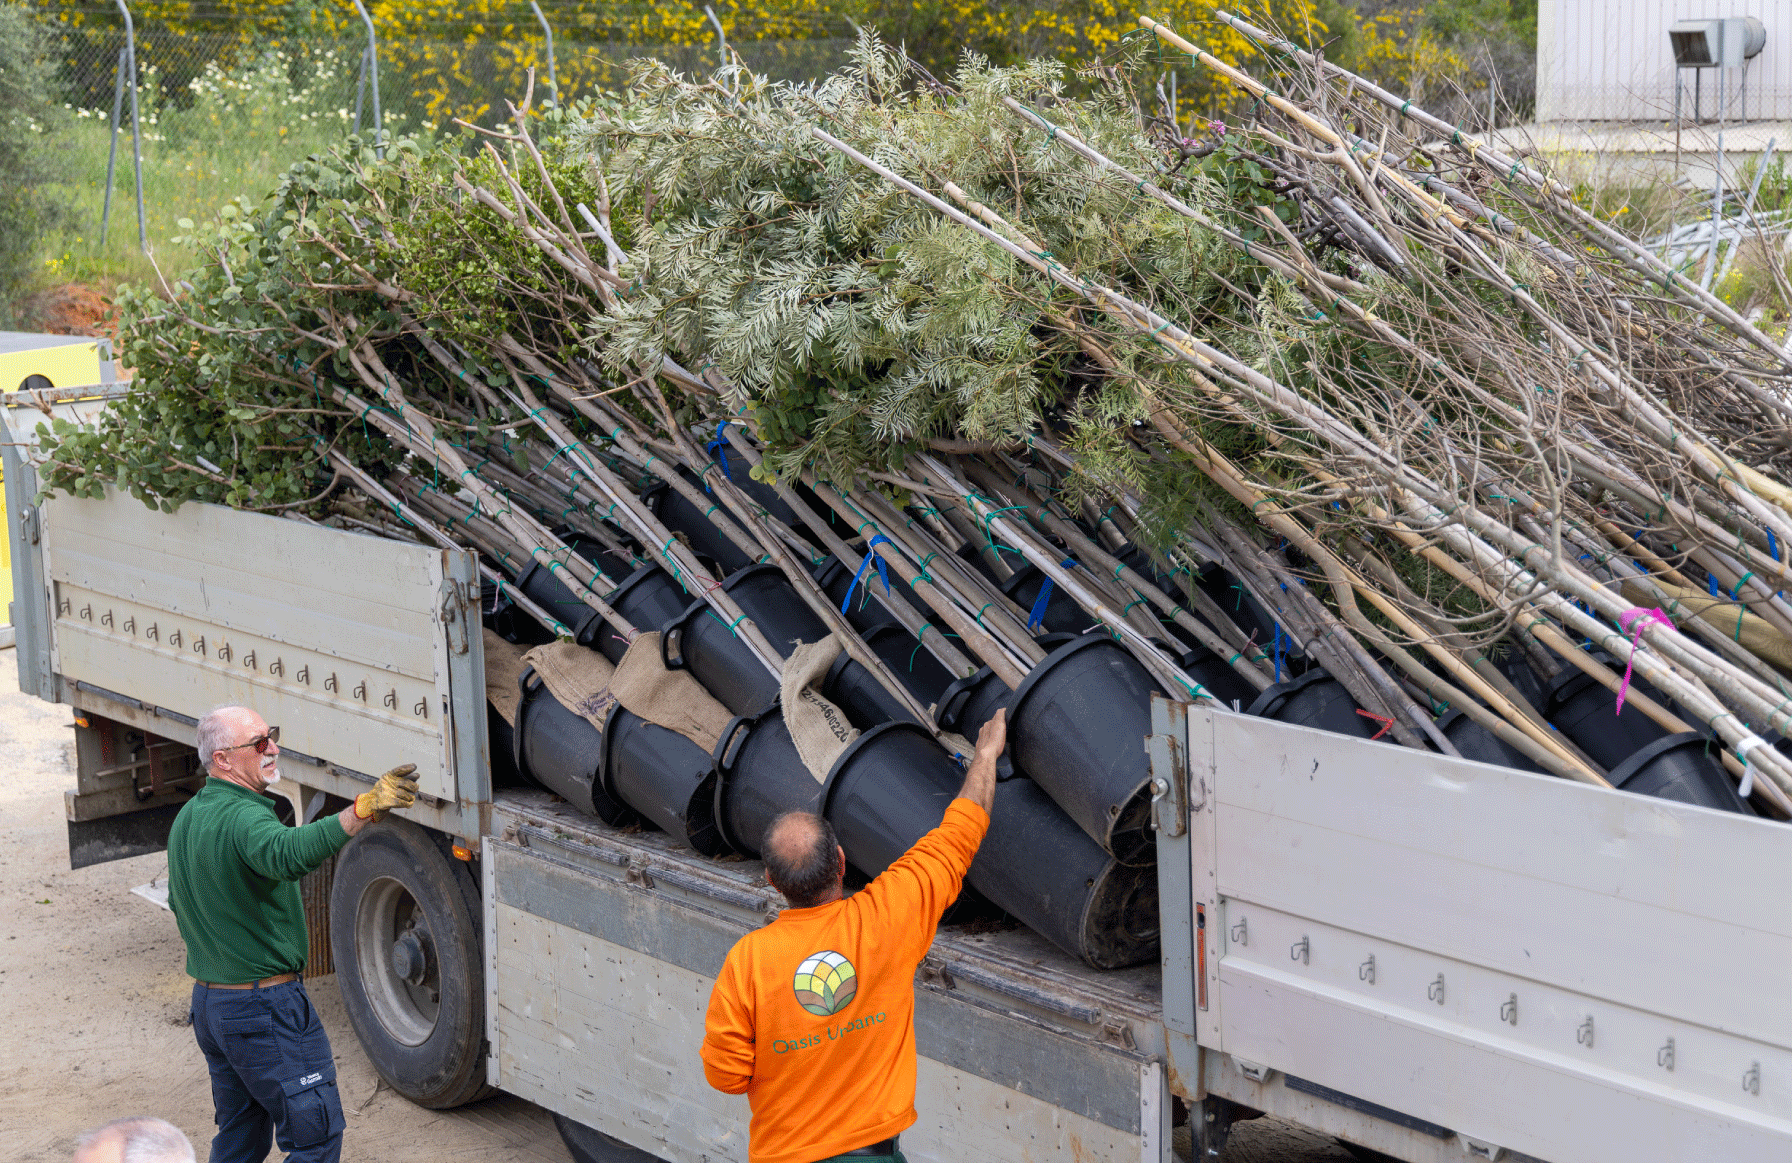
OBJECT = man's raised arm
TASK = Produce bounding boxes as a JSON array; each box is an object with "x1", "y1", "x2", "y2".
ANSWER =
[{"x1": 956, "y1": 708, "x2": 1002, "y2": 815}]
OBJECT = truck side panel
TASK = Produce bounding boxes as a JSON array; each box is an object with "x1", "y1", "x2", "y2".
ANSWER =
[
  {"x1": 1171, "y1": 706, "x2": 1792, "y2": 1162},
  {"x1": 40, "y1": 492, "x2": 466, "y2": 802},
  {"x1": 487, "y1": 835, "x2": 1157, "y2": 1163},
  {"x1": 4, "y1": 444, "x2": 53, "y2": 700}
]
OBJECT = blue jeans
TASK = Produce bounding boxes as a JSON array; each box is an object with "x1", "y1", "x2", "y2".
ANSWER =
[{"x1": 190, "y1": 979, "x2": 345, "y2": 1163}]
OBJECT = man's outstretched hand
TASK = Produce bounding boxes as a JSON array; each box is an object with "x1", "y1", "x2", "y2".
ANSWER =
[
  {"x1": 354, "y1": 764, "x2": 420, "y2": 822},
  {"x1": 959, "y1": 708, "x2": 1005, "y2": 816}
]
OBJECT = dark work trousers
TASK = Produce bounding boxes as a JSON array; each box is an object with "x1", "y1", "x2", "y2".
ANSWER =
[{"x1": 190, "y1": 979, "x2": 346, "y2": 1163}]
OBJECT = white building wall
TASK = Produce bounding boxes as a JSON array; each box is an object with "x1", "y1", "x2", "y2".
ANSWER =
[{"x1": 1538, "y1": 0, "x2": 1792, "y2": 121}]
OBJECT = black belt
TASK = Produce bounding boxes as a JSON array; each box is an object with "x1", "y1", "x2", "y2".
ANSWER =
[{"x1": 834, "y1": 1138, "x2": 898, "y2": 1158}]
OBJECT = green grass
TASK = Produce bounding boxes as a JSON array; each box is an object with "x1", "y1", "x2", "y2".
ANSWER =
[{"x1": 34, "y1": 50, "x2": 378, "y2": 291}]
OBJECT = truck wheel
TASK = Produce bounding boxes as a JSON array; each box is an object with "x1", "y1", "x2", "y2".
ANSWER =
[
  {"x1": 330, "y1": 818, "x2": 492, "y2": 1108},
  {"x1": 553, "y1": 1113, "x2": 665, "y2": 1162}
]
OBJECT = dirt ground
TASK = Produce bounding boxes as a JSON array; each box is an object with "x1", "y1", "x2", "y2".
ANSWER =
[
  {"x1": 17, "y1": 283, "x2": 119, "y2": 342},
  {"x1": 0, "y1": 684, "x2": 571, "y2": 1163},
  {"x1": 0, "y1": 680, "x2": 1348, "y2": 1163}
]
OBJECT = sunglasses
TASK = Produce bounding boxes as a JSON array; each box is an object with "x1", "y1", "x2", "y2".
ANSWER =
[{"x1": 218, "y1": 725, "x2": 281, "y2": 756}]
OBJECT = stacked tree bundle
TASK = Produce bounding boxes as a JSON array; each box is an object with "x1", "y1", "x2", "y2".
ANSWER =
[{"x1": 36, "y1": 17, "x2": 1792, "y2": 966}]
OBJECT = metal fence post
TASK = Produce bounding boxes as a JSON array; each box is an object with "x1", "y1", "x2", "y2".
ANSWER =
[
  {"x1": 353, "y1": 43, "x2": 368, "y2": 135},
  {"x1": 350, "y1": 0, "x2": 382, "y2": 159},
  {"x1": 704, "y1": 5, "x2": 728, "y2": 69},
  {"x1": 529, "y1": 0, "x2": 557, "y2": 105},
  {"x1": 100, "y1": 0, "x2": 147, "y2": 251},
  {"x1": 100, "y1": 47, "x2": 126, "y2": 246}
]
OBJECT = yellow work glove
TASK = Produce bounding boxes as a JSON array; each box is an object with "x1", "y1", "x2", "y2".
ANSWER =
[{"x1": 354, "y1": 764, "x2": 419, "y2": 822}]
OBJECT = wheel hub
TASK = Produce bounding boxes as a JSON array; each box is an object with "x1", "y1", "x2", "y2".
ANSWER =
[
  {"x1": 391, "y1": 930, "x2": 431, "y2": 986},
  {"x1": 355, "y1": 875, "x2": 442, "y2": 1047}
]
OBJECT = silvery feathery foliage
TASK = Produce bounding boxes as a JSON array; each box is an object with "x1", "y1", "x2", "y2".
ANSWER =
[{"x1": 572, "y1": 33, "x2": 1248, "y2": 488}]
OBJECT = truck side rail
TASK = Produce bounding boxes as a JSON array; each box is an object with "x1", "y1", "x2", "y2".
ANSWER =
[
  {"x1": 1153, "y1": 699, "x2": 1792, "y2": 1162},
  {"x1": 14, "y1": 486, "x2": 488, "y2": 843}
]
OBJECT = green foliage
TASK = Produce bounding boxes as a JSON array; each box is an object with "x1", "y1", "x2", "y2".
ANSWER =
[
  {"x1": 0, "y1": 3, "x2": 72, "y2": 322},
  {"x1": 29, "y1": 33, "x2": 1580, "y2": 587},
  {"x1": 577, "y1": 39, "x2": 1262, "y2": 492},
  {"x1": 35, "y1": 137, "x2": 420, "y2": 510}
]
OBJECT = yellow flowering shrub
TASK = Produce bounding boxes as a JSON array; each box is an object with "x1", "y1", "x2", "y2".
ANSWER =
[
  {"x1": 47, "y1": 0, "x2": 1342, "y2": 128},
  {"x1": 1343, "y1": 7, "x2": 1468, "y2": 108}
]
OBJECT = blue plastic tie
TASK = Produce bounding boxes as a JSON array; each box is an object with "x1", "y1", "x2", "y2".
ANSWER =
[
  {"x1": 1273, "y1": 623, "x2": 1285, "y2": 684},
  {"x1": 1709, "y1": 572, "x2": 1721, "y2": 597},
  {"x1": 1770, "y1": 527, "x2": 1780, "y2": 563},
  {"x1": 842, "y1": 536, "x2": 892, "y2": 614},
  {"x1": 1028, "y1": 558, "x2": 1077, "y2": 630},
  {"x1": 703, "y1": 421, "x2": 733, "y2": 492}
]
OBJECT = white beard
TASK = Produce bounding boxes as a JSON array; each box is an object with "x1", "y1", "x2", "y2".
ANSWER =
[{"x1": 262, "y1": 765, "x2": 281, "y2": 786}]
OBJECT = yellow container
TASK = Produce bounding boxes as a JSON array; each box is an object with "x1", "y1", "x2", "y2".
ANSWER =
[
  {"x1": 0, "y1": 331, "x2": 113, "y2": 621},
  {"x1": 0, "y1": 331, "x2": 110, "y2": 394},
  {"x1": 1, "y1": 486, "x2": 9, "y2": 617}
]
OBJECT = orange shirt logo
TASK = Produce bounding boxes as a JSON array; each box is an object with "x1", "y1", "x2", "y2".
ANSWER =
[{"x1": 792, "y1": 950, "x2": 857, "y2": 1016}]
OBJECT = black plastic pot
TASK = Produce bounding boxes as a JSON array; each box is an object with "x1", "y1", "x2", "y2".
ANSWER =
[
  {"x1": 1173, "y1": 643, "x2": 1259, "y2": 711},
  {"x1": 1116, "y1": 543, "x2": 1178, "y2": 592},
  {"x1": 1545, "y1": 657, "x2": 1671, "y2": 773},
  {"x1": 593, "y1": 565, "x2": 692, "y2": 664},
  {"x1": 856, "y1": 623, "x2": 956, "y2": 705},
  {"x1": 514, "y1": 559, "x2": 605, "y2": 646},
  {"x1": 937, "y1": 667, "x2": 1014, "y2": 736},
  {"x1": 1000, "y1": 564, "x2": 1097, "y2": 636},
  {"x1": 816, "y1": 624, "x2": 930, "y2": 730},
  {"x1": 484, "y1": 580, "x2": 556, "y2": 647},
  {"x1": 1490, "y1": 642, "x2": 1549, "y2": 715},
  {"x1": 821, "y1": 722, "x2": 964, "y2": 876},
  {"x1": 705, "y1": 454, "x2": 809, "y2": 534},
  {"x1": 643, "y1": 471, "x2": 757, "y2": 576},
  {"x1": 953, "y1": 542, "x2": 1008, "y2": 588},
  {"x1": 513, "y1": 667, "x2": 638, "y2": 826},
  {"x1": 821, "y1": 724, "x2": 1157, "y2": 969},
  {"x1": 1434, "y1": 707, "x2": 1543, "y2": 774},
  {"x1": 1246, "y1": 668, "x2": 1378, "y2": 740},
  {"x1": 1005, "y1": 635, "x2": 1165, "y2": 865},
  {"x1": 663, "y1": 564, "x2": 829, "y2": 715},
  {"x1": 601, "y1": 703, "x2": 729, "y2": 855},
  {"x1": 977, "y1": 778, "x2": 1161, "y2": 970},
  {"x1": 553, "y1": 529, "x2": 634, "y2": 585},
  {"x1": 487, "y1": 706, "x2": 526, "y2": 788},
  {"x1": 1608, "y1": 732, "x2": 1754, "y2": 814},
  {"x1": 1190, "y1": 562, "x2": 1293, "y2": 666},
  {"x1": 811, "y1": 554, "x2": 927, "y2": 636},
  {"x1": 710, "y1": 704, "x2": 830, "y2": 858},
  {"x1": 663, "y1": 563, "x2": 917, "y2": 730}
]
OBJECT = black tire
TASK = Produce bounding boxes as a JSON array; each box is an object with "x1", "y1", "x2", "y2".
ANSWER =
[
  {"x1": 330, "y1": 818, "x2": 492, "y2": 1108},
  {"x1": 553, "y1": 1113, "x2": 665, "y2": 1163}
]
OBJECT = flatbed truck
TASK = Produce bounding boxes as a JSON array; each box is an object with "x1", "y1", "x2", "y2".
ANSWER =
[{"x1": 8, "y1": 431, "x2": 1789, "y2": 1163}]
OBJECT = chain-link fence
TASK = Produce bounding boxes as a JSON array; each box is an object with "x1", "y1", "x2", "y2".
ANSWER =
[
  {"x1": 45, "y1": 17, "x2": 853, "y2": 140},
  {"x1": 28, "y1": 9, "x2": 854, "y2": 272}
]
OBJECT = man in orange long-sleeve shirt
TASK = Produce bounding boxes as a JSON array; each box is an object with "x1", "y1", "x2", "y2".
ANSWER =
[{"x1": 700, "y1": 709, "x2": 1005, "y2": 1163}]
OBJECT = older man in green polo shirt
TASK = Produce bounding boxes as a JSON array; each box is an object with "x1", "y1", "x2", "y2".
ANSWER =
[{"x1": 168, "y1": 704, "x2": 419, "y2": 1163}]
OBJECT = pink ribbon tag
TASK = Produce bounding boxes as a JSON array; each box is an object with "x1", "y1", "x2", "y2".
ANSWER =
[{"x1": 1615, "y1": 607, "x2": 1675, "y2": 715}]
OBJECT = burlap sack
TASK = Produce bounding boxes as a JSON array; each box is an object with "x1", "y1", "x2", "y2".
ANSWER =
[
  {"x1": 482, "y1": 629, "x2": 531, "y2": 727},
  {"x1": 521, "y1": 641, "x2": 619, "y2": 731},
  {"x1": 608, "y1": 631, "x2": 733, "y2": 753},
  {"x1": 780, "y1": 636, "x2": 860, "y2": 784}
]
